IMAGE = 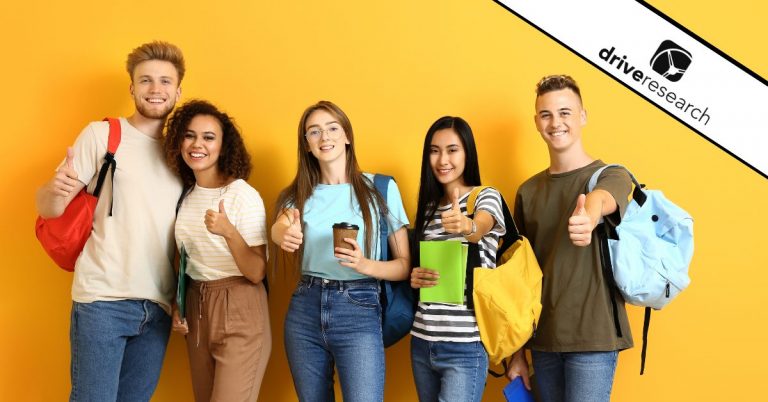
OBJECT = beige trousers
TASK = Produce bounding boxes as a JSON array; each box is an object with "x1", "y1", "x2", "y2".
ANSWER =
[{"x1": 186, "y1": 276, "x2": 271, "y2": 402}]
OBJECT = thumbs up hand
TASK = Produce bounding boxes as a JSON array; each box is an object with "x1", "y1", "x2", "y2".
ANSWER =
[
  {"x1": 205, "y1": 199, "x2": 235, "y2": 238},
  {"x1": 52, "y1": 147, "x2": 80, "y2": 198},
  {"x1": 278, "y1": 208, "x2": 304, "y2": 253},
  {"x1": 568, "y1": 194, "x2": 595, "y2": 246},
  {"x1": 440, "y1": 187, "x2": 470, "y2": 235}
]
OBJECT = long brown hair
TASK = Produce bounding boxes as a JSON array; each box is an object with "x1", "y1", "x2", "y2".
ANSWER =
[{"x1": 274, "y1": 100, "x2": 387, "y2": 265}]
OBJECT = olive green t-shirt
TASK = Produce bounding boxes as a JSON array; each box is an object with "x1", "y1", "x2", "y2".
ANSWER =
[{"x1": 514, "y1": 160, "x2": 634, "y2": 352}]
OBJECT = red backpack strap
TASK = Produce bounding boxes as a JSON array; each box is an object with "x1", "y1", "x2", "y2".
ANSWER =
[
  {"x1": 92, "y1": 118, "x2": 121, "y2": 215},
  {"x1": 103, "y1": 117, "x2": 122, "y2": 154}
]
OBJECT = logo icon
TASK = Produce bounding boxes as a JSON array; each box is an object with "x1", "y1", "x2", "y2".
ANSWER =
[{"x1": 650, "y1": 40, "x2": 692, "y2": 82}]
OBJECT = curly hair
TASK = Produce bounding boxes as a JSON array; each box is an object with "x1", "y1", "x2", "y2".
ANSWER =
[{"x1": 164, "y1": 99, "x2": 251, "y2": 188}]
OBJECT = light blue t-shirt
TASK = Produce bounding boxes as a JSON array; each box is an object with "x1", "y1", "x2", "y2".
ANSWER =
[{"x1": 301, "y1": 173, "x2": 409, "y2": 280}]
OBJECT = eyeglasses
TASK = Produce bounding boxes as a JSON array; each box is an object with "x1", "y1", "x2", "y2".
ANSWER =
[{"x1": 305, "y1": 124, "x2": 344, "y2": 141}]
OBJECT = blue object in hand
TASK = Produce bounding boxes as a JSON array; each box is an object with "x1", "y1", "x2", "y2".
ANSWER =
[{"x1": 503, "y1": 377, "x2": 534, "y2": 402}]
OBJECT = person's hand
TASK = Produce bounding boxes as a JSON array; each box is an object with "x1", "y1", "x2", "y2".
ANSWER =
[
  {"x1": 568, "y1": 194, "x2": 594, "y2": 246},
  {"x1": 441, "y1": 188, "x2": 470, "y2": 235},
  {"x1": 335, "y1": 238, "x2": 373, "y2": 275},
  {"x1": 505, "y1": 350, "x2": 531, "y2": 390},
  {"x1": 171, "y1": 305, "x2": 188, "y2": 335},
  {"x1": 278, "y1": 209, "x2": 303, "y2": 253},
  {"x1": 410, "y1": 267, "x2": 439, "y2": 288},
  {"x1": 51, "y1": 147, "x2": 80, "y2": 197},
  {"x1": 205, "y1": 199, "x2": 235, "y2": 238}
]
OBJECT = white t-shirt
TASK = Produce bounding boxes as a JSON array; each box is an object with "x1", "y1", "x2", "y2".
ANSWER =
[
  {"x1": 69, "y1": 118, "x2": 182, "y2": 312},
  {"x1": 175, "y1": 179, "x2": 267, "y2": 281}
]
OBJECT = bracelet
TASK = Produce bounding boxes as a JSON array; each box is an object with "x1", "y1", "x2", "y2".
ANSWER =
[{"x1": 464, "y1": 219, "x2": 477, "y2": 237}]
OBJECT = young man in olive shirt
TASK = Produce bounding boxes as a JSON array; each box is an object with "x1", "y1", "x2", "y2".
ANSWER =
[{"x1": 505, "y1": 75, "x2": 633, "y2": 402}]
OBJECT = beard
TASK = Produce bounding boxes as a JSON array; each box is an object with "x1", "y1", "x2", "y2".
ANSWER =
[{"x1": 134, "y1": 96, "x2": 176, "y2": 120}]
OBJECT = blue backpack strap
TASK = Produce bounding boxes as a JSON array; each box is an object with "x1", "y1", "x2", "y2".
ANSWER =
[
  {"x1": 373, "y1": 174, "x2": 392, "y2": 261},
  {"x1": 588, "y1": 163, "x2": 646, "y2": 207}
]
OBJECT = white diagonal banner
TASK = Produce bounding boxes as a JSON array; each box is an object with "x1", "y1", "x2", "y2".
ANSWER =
[{"x1": 495, "y1": 0, "x2": 768, "y2": 179}]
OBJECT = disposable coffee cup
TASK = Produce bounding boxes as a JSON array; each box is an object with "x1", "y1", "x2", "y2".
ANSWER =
[{"x1": 333, "y1": 222, "x2": 359, "y2": 251}]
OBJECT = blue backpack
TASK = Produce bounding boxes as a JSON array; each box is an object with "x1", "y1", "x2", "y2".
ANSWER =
[
  {"x1": 588, "y1": 164, "x2": 694, "y2": 374},
  {"x1": 373, "y1": 174, "x2": 416, "y2": 347}
]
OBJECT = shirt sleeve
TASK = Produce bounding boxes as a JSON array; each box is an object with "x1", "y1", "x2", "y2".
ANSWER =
[
  {"x1": 593, "y1": 166, "x2": 633, "y2": 226},
  {"x1": 384, "y1": 178, "x2": 410, "y2": 234},
  {"x1": 234, "y1": 185, "x2": 268, "y2": 247},
  {"x1": 474, "y1": 187, "x2": 506, "y2": 238}
]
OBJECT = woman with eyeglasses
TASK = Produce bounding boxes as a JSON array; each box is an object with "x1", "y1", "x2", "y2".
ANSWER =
[
  {"x1": 271, "y1": 100, "x2": 410, "y2": 402},
  {"x1": 163, "y1": 100, "x2": 271, "y2": 402},
  {"x1": 409, "y1": 116, "x2": 507, "y2": 402}
]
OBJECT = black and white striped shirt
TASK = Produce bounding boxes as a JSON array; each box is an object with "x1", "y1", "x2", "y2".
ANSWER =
[{"x1": 411, "y1": 187, "x2": 505, "y2": 342}]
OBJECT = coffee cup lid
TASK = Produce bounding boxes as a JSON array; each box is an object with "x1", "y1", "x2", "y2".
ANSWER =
[{"x1": 333, "y1": 222, "x2": 359, "y2": 230}]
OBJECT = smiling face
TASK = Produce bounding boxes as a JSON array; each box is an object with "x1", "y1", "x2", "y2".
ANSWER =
[
  {"x1": 130, "y1": 60, "x2": 181, "y2": 120},
  {"x1": 304, "y1": 109, "x2": 350, "y2": 165},
  {"x1": 180, "y1": 114, "x2": 223, "y2": 182},
  {"x1": 429, "y1": 128, "x2": 467, "y2": 189},
  {"x1": 534, "y1": 88, "x2": 587, "y2": 154}
]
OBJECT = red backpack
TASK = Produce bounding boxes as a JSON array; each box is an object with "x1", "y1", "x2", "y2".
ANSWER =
[{"x1": 35, "y1": 118, "x2": 121, "y2": 271}]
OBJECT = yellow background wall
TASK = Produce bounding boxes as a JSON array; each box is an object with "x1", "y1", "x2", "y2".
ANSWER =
[{"x1": 1, "y1": 1, "x2": 765, "y2": 400}]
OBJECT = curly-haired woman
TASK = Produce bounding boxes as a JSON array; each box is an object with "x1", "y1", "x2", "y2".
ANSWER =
[{"x1": 163, "y1": 99, "x2": 270, "y2": 402}]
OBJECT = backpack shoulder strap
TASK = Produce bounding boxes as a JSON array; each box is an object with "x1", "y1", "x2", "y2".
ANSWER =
[
  {"x1": 92, "y1": 118, "x2": 122, "y2": 216},
  {"x1": 373, "y1": 174, "x2": 393, "y2": 261},
  {"x1": 465, "y1": 186, "x2": 490, "y2": 216},
  {"x1": 104, "y1": 117, "x2": 121, "y2": 154},
  {"x1": 587, "y1": 163, "x2": 646, "y2": 208}
]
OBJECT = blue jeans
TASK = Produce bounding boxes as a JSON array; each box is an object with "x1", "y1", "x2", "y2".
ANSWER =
[
  {"x1": 70, "y1": 300, "x2": 171, "y2": 402},
  {"x1": 284, "y1": 276, "x2": 384, "y2": 402},
  {"x1": 410, "y1": 336, "x2": 488, "y2": 402},
  {"x1": 531, "y1": 350, "x2": 619, "y2": 402}
]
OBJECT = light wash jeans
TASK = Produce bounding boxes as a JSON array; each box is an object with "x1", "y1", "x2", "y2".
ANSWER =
[
  {"x1": 69, "y1": 300, "x2": 171, "y2": 402},
  {"x1": 410, "y1": 336, "x2": 489, "y2": 402},
  {"x1": 532, "y1": 350, "x2": 619, "y2": 402},
  {"x1": 284, "y1": 276, "x2": 384, "y2": 402}
]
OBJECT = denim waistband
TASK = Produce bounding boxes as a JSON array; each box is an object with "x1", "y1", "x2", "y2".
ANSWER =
[{"x1": 300, "y1": 275, "x2": 378, "y2": 290}]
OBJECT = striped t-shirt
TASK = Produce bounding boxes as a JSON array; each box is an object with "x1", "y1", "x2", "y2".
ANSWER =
[
  {"x1": 175, "y1": 179, "x2": 267, "y2": 281},
  {"x1": 411, "y1": 187, "x2": 506, "y2": 342}
]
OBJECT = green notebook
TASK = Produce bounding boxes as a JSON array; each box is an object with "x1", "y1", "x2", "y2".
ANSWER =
[
  {"x1": 176, "y1": 244, "x2": 189, "y2": 321},
  {"x1": 419, "y1": 241, "x2": 468, "y2": 305}
]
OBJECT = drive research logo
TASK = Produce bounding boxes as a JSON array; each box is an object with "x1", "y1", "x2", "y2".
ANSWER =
[
  {"x1": 598, "y1": 45, "x2": 710, "y2": 126},
  {"x1": 650, "y1": 40, "x2": 692, "y2": 82}
]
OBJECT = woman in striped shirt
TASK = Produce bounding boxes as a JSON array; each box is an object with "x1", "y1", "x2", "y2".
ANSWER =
[
  {"x1": 409, "y1": 116, "x2": 506, "y2": 402},
  {"x1": 163, "y1": 100, "x2": 271, "y2": 402}
]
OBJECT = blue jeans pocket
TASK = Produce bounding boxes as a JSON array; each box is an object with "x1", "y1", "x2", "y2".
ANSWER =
[{"x1": 343, "y1": 287, "x2": 379, "y2": 308}]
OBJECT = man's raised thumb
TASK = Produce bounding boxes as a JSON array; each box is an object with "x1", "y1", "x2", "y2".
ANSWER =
[
  {"x1": 66, "y1": 147, "x2": 74, "y2": 169},
  {"x1": 218, "y1": 199, "x2": 226, "y2": 214},
  {"x1": 572, "y1": 194, "x2": 587, "y2": 216}
]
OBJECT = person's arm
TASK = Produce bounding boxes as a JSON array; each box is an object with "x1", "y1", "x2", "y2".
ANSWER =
[
  {"x1": 505, "y1": 349, "x2": 532, "y2": 390},
  {"x1": 443, "y1": 188, "x2": 502, "y2": 243},
  {"x1": 36, "y1": 147, "x2": 86, "y2": 218},
  {"x1": 568, "y1": 190, "x2": 617, "y2": 247},
  {"x1": 440, "y1": 188, "x2": 499, "y2": 244},
  {"x1": 205, "y1": 200, "x2": 267, "y2": 283},
  {"x1": 271, "y1": 208, "x2": 303, "y2": 252},
  {"x1": 334, "y1": 226, "x2": 410, "y2": 281}
]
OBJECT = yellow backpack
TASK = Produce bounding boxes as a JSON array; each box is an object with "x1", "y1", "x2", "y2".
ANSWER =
[{"x1": 467, "y1": 187, "x2": 543, "y2": 367}]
